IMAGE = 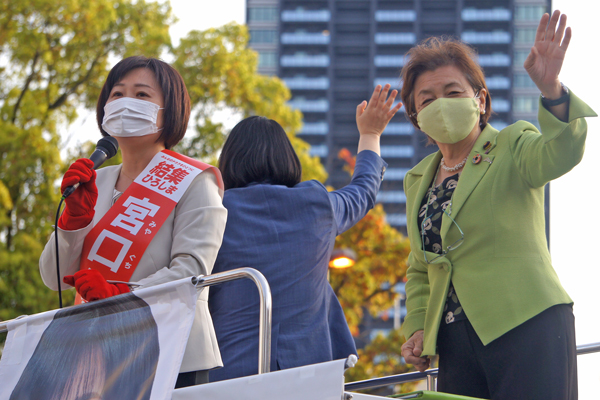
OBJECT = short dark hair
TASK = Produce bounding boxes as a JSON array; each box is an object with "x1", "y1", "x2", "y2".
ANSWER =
[
  {"x1": 400, "y1": 37, "x2": 492, "y2": 131},
  {"x1": 96, "y1": 55, "x2": 191, "y2": 149},
  {"x1": 219, "y1": 116, "x2": 302, "y2": 190}
]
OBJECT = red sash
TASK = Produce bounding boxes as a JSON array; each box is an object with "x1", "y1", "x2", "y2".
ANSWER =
[{"x1": 75, "y1": 150, "x2": 223, "y2": 303}]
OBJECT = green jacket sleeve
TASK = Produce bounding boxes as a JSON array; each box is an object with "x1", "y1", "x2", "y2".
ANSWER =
[
  {"x1": 509, "y1": 90, "x2": 596, "y2": 188},
  {"x1": 400, "y1": 251, "x2": 430, "y2": 341}
]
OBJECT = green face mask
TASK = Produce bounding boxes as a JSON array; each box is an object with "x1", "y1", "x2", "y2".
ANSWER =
[{"x1": 416, "y1": 97, "x2": 480, "y2": 144}]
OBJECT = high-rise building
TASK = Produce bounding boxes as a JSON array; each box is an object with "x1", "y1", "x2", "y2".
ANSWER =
[{"x1": 247, "y1": 0, "x2": 551, "y2": 236}]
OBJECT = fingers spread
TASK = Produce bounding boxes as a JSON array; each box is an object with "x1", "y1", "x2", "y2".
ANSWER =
[
  {"x1": 369, "y1": 85, "x2": 382, "y2": 104},
  {"x1": 535, "y1": 13, "x2": 550, "y2": 42},
  {"x1": 560, "y1": 27, "x2": 572, "y2": 50},
  {"x1": 356, "y1": 101, "x2": 367, "y2": 118},
  {"x1": 554, "y1": 14, "x2": 567, "y2": 44},
  {"x1": 379, "y1": 84, "x2": 391, "y2": 106},
  {"x1": 546, "y1": 10, "x2": 561, "y2": 41}
]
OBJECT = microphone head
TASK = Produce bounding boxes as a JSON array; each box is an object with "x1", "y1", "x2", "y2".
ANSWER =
[{"x1": 96, "y1": 136, "x2": 119, "y2": 159}]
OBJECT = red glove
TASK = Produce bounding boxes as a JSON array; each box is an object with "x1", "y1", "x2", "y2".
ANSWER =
[
  {"x1": 63, "y1": 269, "x2": 130, "y2": 302},
  {"x1": 58, "y1": 158, "x2": 98, "y2": 230}
]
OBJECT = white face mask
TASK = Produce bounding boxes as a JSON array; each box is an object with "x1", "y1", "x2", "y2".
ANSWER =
[{"x1": 102, "y1": 97, "x2": 164, "y2": 137}]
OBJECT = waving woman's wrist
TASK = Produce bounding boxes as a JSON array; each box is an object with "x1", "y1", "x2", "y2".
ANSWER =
[{"x1": 358, "y1": 133, "x2": 380, "y2": 155}]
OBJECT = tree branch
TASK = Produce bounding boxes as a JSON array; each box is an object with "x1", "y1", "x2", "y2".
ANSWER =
[
  {"x1": 47, "y1": 47, "x2": 109, "y2": 112},
  {"x1": 11, "y1": 51, "x2": 40, "y2": 124}
]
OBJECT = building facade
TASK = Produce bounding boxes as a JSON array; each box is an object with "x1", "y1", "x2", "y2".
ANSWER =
[{"x1": 247, "y1": 0, "x2": 551, "y2": 236}]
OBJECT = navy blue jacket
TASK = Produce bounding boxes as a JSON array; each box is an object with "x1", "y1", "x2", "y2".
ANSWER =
[{"x1": 208, "y1": 150, "x2": 387, "y2": 381}]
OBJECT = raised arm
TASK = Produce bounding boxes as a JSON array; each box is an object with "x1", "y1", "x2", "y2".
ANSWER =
[
  {"x1": 524, "y1": 10, "x2": 571, "y2": 121},
  {"x1": 356, "y1": 84, "x2": 403, "y2": 155},
  {"x1": 328, "y1": 85, "x2": 401, "y2": 233}
]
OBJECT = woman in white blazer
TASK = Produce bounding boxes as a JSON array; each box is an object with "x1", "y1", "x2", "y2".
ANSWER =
[{"x1": 39, "y1": 56, "x2": 227, "y2": 387}]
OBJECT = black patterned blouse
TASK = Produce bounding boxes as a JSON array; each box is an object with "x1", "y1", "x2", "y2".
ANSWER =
[{"x1": 417, "y1": 172, "x2": 466, "y2": 325}]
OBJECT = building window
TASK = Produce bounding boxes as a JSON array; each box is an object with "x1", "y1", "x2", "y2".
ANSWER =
[
  {"x1": 258, "y1": 52, "x2": 277, "y2": 68},
  {"x1": 288, "y1": 98, "x2": 329, "y2": 112},
  {"x1": 462, "y1": 8, "x2": 511, "y2": 21},
  {"x1": 383, "y1": 123, "x2": 413, "y2": 135},
  {"x1": 284, "y1": 76, "x2": 329, "y2": 90},
  {"x1": 281, "y1": 54, "x2": 330, "y2": 67},
  {"x1": 309, "y1": 144, "x2": 328, "y2": 157},
  {"x1": 385, "y1": 213, "x2": 407, "y2": 226},
  {"x1": 513, "y1": 95, "x2": 539, "y2": 113},
  {"x1": 374, "y1": 55, "x2": 406, "y2": 67},
  {"x1": 374, "y1": 78, "x2": 402, "y2": 89},
  {"x1": 375, "y1": 10, "x2": 416, "y2": 22},
  {"x1": 462, "y1": 31, "x2": 511, "y2": 44},
  {"x1": 381, "y1": 168, "x2": 410, "y2": 180},
  {"x1": 513, "y1": 73, "x2": 537, "y2": 89},
  {"x1": 513, "y1": 49, "x2": 530, "y2": 68},
  {"x1": 493, "y1": 98, "x2": 511, "y2": 113},
  {"x1": 515, "y1": 5, "x2": 546, "y2": 21},
  {"x1": 249, "y1": 29, "x2": 278, "y2": 44},
  {"x1": 281, "y1": 9, "x2": 330, "y2": 22},
  {"x1": 380, "y1": 145, "x2": 414, "y2": 158},
  {"x1": 376, "y1": 191, "x2": 407, "y2": 204},
  {"x1": 375, "y1": 33, "x2": 416, "y2": 45},
  {"x1": 299, "y1": 122, "x2": 328, "y2": 135},
  {"x1": 248, "y1": 7, "x2": 278, "y2": 22},
  {"x1": 478, "y1": 54, "x2": 511, "y2": 67},
  {"x1": 515, "y1": 28, "x2": 537, "y2": 44},
  {"x1": 485, "y1": 76, "x2": 511, "y2": 90},
  {"x1": 281, "y1": 32, "x2": 330, "y2": 45}
]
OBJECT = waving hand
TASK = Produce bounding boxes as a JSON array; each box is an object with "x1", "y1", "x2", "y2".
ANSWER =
[{"x1": 524, "y1": 10, "x2": 571, "y2": 99}]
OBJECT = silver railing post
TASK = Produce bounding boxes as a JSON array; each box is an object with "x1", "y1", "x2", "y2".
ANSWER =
[
  {"x1": 426, "y1": 373, "x2": 435, "y2": 391},
  {"x1": 192, "y1": 268, "x2": 273, "y2": 374}
]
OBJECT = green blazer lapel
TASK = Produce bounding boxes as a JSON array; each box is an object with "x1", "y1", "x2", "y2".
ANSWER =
[
  {"x1": 440, "y1": 126, "x2": 498, "y2": 240},
  {"x1": 405, "y1": 151, "x2": 442, "y2": 257}
]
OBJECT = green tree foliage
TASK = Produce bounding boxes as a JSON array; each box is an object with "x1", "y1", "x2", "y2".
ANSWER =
[{"x1": 0, "y1": 0, "x2": 172, "y2": 319}]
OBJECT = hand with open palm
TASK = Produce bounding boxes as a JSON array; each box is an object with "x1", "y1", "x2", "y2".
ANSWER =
[{"x1": 524, "y1": 10, "x2": 571, "y2": 99}]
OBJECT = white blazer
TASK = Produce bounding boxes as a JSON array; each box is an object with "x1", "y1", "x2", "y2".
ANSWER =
[{"x1": 39, "y1": 164, "x2": 227, "y2": 372}]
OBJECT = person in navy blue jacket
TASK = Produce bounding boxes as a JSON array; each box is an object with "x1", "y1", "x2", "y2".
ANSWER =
[{"x1": 208, "y1": 85, "x2": 402, "y2": 381}]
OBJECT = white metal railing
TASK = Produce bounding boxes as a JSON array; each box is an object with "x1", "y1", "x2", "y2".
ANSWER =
[
  {"x1": 0, "y1": 268, "x2": 273, "y2": 374},
  {"x1": 345, "y1": 342, "x2": 600, "y2": 392}
]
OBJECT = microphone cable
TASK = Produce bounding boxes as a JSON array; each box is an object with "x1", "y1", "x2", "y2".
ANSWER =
[{"x1": 54, "y1": 196, "x2": 66, "y2": 308}]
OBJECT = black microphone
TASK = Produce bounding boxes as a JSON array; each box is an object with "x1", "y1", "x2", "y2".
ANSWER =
[{"x1": 62, "y1": 136, "x2": 119, "y2": 198}]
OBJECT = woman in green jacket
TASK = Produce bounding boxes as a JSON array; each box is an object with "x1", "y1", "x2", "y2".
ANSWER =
[{"x1": 399, "y1": 11, "x2": 595, "y2": 399}]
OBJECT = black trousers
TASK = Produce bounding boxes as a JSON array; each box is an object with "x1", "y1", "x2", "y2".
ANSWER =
[
  {"x1": 437, "y1": 304, "x2": 577, "y2": 400},
  {"x1": 175, "y1": 370, "x2": 209, "y2": 388}
]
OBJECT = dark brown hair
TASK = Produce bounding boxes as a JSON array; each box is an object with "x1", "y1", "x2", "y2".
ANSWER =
[
  {"x1": 400, "y1": 37, "x2": 492, "y2": 131},
  {"x1": 96, "y1": 56, "x2": 191, "y2": 149},
  {"x1": 219, "y1": 116, "x2": 302, "y2": 190}
]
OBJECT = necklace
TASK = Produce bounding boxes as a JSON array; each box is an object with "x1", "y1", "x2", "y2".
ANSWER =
[
  {"x1": 120, "y1": 170, "x2": 137, "y2": 182},
  {"x1": 440, "y1": 156, "x2": 467, "y2": 172}
]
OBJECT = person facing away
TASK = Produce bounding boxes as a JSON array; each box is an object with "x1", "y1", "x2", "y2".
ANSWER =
[{"x1": 208, "y1": 85, "x2": 402, "y2": 381}]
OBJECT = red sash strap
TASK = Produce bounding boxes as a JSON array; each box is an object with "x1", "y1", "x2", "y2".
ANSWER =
[{"x1": 75, "y1": 150, "x2": 222, "y2": 303}]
